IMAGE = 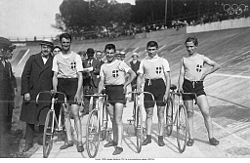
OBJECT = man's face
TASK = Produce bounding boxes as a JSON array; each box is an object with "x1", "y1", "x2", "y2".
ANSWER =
[
  {"x1": 147, "y1": 46, "x2": 157, "y2": 58},
  {"x1": 105, "y1": 49, "x2": 115, "y2": 62},
  {"x1": 87, "y1": 53, "x2": 94, "y2": 60},
  {"x1": 60, "y1": 37, "x2": 71, "y2": 52},
  {"x1": 132, "y1": 55, "x2": 138, "y2": 61},
  {"x1": 185, "y1": 41, "x2": 197, "y2": 55},
  {"x1": 41, "y1": 45, "x2": 52, "y2": 57},
  {"x1": 96, "y1": 52, "x2": 102, "y2": 60},
  {"x1": 0, "y1": 48, "x2": 14, "y2": 59}
]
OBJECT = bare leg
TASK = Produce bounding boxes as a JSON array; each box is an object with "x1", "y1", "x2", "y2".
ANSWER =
[
  {"x1": 71, "y1": 104, "x2": 82, "y2": 143},
  {"x1": 157, "y1": 106, "x2": 165, "y2": 136},
  {"x1": 114, "y1": 103, "x2": 124, "y2": 147},
  {"x1": 145, "y1": 107, "x2": 154, "y2": 136},
  {"x1": 183, "y1": 100, "x2": 194, "y2": 139},
  {"x1": 196, "y1": 95, "x2": 213, "y2": 139}
]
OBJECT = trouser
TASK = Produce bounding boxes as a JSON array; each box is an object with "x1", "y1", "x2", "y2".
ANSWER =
[
  {"x1": 25, "y1": 123, "x2": 44, "y2": 145},
  {"x1": 0, "y1": 118, "x2": 8, "y2": 157}
]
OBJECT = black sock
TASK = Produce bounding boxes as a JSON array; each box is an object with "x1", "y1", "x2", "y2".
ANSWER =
[
  {"x1": 158, "y1": 136, "x2": 163, "y2": 141},
  {"x1": 146, "y1": 135, "x2": 151, "y2": 140}
]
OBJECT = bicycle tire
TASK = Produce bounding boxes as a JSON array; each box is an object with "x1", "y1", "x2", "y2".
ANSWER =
[
  {"x1": 165, "y1": 96, "x2": 174, "y2": 136},
  {"x1": 176, "y1": 105, "x2": 188, "y2": 153},
  {"x1": 135, "y1": 105, "x2": 143, "y2": 153},
  {"x1": 43, "y1": 110, "x2": 54, "y2": 158},
  {"x1": 86, "y1": 109, "x2": 100, "y2": 158}
]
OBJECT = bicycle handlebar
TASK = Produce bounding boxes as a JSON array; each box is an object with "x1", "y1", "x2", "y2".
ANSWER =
[
  {"x1": 128, "y1": 91, "x2": 155, "y2": 101},
  {"x1": 83, "y1": 94, "x2": 107, "y2": 98},
  {"x1": 36, "y1": 90, "x2": 67, "y2": 104}
]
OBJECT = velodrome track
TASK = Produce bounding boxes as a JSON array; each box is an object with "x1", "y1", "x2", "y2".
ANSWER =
[{"x1": 11, "y1": 27, "x2": 250, "y2": 158}]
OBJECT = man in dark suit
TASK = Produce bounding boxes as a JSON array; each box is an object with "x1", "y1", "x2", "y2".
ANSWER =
[
  {"x1": 82, "y1": 48, "x2": 101, "y2": 114},
  {"x1": 0, "y1": 37, "x2": 16, "y2": 157},
  {"x1": 20, "y1": 39, "x2": 54, "y2": 152},
  {"x1": 130, "y1": 52, "x2": 140, "y2": 101}
]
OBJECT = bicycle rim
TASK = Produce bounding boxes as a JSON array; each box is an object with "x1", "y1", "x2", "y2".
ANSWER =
[
  {"x1": 136, "y1": 106, "x2": 143, "y2": 153},
  {"x1": 177, "y1": 105, "x2": 188, "y2": 153},
  {"x1": 165, "y1": 97, "x2": 174, "y2": 136},
  {"x1": 86, "y1": 109, "x2": 100, "y2": 158},
  {"x1": 43, "y1": 110, "x2": 54, "y2": 158}
]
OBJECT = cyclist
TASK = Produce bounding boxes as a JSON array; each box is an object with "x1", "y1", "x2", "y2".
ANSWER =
[
  {"x1": 178, "y1": 36, "x2": 220, "y2": 146},
  {"x1": 52, "y1": 33, "x2": 84, "y2": 152},
  {"x1": 137, "y1": 41, "x2": 170, "y2": 147},
  {"x1": 98, "y1": 44, "x2": 136, "y2": 155}
]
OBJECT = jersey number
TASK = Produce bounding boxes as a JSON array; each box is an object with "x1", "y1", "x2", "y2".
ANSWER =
[
  {"x1": 156, "y1": 67, "x2": 162, "y2": 74},
  {"x1": 112, "y1": 70, "x2": 119, "y2": 78},
  {"x1": 196, "y1": 64, "x2": 202, "y2": 72},
  {"x1": 71, "y1": 62, "x2": 76, "y2": 70}
]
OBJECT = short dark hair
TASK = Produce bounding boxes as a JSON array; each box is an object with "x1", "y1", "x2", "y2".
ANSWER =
[
  {"x1": 185, "y1": 37, "x2": 198, "y2": 46},
  {"x1": 59, "y1": 33, "x2": 72, "y2": 42},
  {"x1": 104, "y1": 44, "x2": 116, "y2": 52},
  {"x1": 52, "y1": 45, "x2": 62, "y2": 51},
  {"x1": 147, "y1": 41, "x2": 158, "y2": 49}
]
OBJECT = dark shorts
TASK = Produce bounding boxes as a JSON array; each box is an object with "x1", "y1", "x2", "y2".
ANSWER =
[
  {"x1": 105, "y1": 85, "x2": 126, "y2": 105},
  {"x1": 144, "y1": 78, "x2": 166, "y2": 108},
  {"x1": 182, "y1": 79, "x2": 206, "y2": 101},
  {"x1": 58, "y1": 78, "x2": 78, "y2": 104}
]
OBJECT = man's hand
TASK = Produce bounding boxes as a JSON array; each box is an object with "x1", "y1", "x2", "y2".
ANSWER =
[
  {"x1": 24, "y1": 93, "x2": 31, "y2": 101},
  {"x1": 163, "y1": 93, "x2": 169, "y2": 103},
  {"x1": 74, "y1": 92, "x2": 82, "y2": 104},
  {"x1": 14, "y1": 88, "x2": 18, "y2": 96},
  {"x1": 123, "y1": 85, "x2": 127, "y2": 94},
  {"x1": 200, "y1": 72, "x2": 208, "y2": 81}
]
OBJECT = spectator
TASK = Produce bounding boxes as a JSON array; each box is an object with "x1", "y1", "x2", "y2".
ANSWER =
[
  {"x1": 0, "y1": 37, "x2": 16, "y2": 157},
  {"x1": 20, "y1": 39, "x2": 54, "y2": 152},
  {"x1": 129, "y1": 52, "x2": 140, "y2": 101},
  {"x1": 52, "y1": 45, "x2": 62, "y2": 57},
  {"x1": 82, "y1": 48, "x2": 102, "y2": 115}
]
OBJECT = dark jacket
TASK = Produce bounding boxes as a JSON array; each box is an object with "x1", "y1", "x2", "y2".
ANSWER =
[
  {"x1": 130, "y1": 60, "x2": 140, "y2": 86},
  {"x1": 82, "y1": 58, "x2": 101, "y2": 89},
  {"x1": 20, "y1": 53, "x2": 53, "y2": 125},
  {"x1": 0, "y1": 61, "x2": 16, "y2": 117}
]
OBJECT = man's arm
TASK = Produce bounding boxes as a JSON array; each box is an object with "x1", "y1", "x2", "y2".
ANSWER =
[
  {"x1": 124, "y1": 69, "x2": 136, "y2": 88},
  {"x1": 52, "y1": 71, "x2": 58, "y2": 91},
  {"x1": 74, "y1": 72, "x2": 83, "y2": 103},
  {"x1": 21, "y1": 56, "x2": 33, "y2": 101},
  {"x1": 137, "y1": 73, "x2": 144, "y2": 92},
  {"x1": 98, "y1": 76, "x2": 105, "y2": 94},
  {"x1": 201, "y1": 57, "x2": 220, "y2": 80},
  {"x1": 163, "y1": 71, "x2": 170, "y2": 101},
  {"x1": 178, "y1": 58, "x2": 185, "y2": 92}
]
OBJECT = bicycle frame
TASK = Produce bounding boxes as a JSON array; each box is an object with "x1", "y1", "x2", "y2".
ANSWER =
[
  {"x1": 85, "y1": 94, "x2": 109, "y2": 158},
  {"x1": 36, "y1": 91, "x2": 67, "y2": 158}
]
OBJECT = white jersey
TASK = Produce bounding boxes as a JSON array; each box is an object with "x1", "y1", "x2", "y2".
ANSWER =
[
  {"x1": 100, "y1": 60, "x2": 131, "y2": 85},
  {"x1": 52, "y1": 51, "x2": 83, "y2": 78},
  {"x1": 138, "y1": 55, "x2": 170, "y2": 79},
  {"x1": 183, "y1": 53, "x2": 212, "y2": 81}
]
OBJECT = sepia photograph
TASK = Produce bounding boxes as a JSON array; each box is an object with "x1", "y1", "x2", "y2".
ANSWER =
[{"x1": 0, "y1": 0, "x2": 250, "y2": 159}]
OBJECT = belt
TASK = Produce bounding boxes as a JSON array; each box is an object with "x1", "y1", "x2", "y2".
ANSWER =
[
  {"x1": 145, "y1": 78, "x2": 163, "y2": 86},
  {"x1": 184, "y1": 79, "x2": 203, "y2": 88}
]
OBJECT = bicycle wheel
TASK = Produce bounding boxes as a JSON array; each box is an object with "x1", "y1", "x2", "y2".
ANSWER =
[
  {"x1": 43, "y1": 110, "x2": 55, "y2": 158},
  {"x1": 165, "y1": 96, "x2": 174, "y2": 136},
  {"x1": 86, "y1": 109, "x2": 100, "y2": 158},
  {"x1": 176, "y1": 105, "x2": 188, "y2": 153},
  {"x1": 135, "y1": 105, "x2": 143, "y2": 153}
]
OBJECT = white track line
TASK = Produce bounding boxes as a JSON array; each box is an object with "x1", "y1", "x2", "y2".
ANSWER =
[
  {"x1": 17, "y1": 49, "x2": 30, "y2": 66},
  {"x1": 195, "y1": 111, "x2": 250, "y2": 146},
  {"x1": 159, "y1": 45, "x2": 166, "y2": 51},
  {"x1": 221, "y1": 50, "x2": 250, "y2": 66},
  {"x1": 211, "y1": 73, "x2": 250, "y2": 79},
  {"x1": 132, "y1": 47, "x2": 139, "y2": 52}
]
